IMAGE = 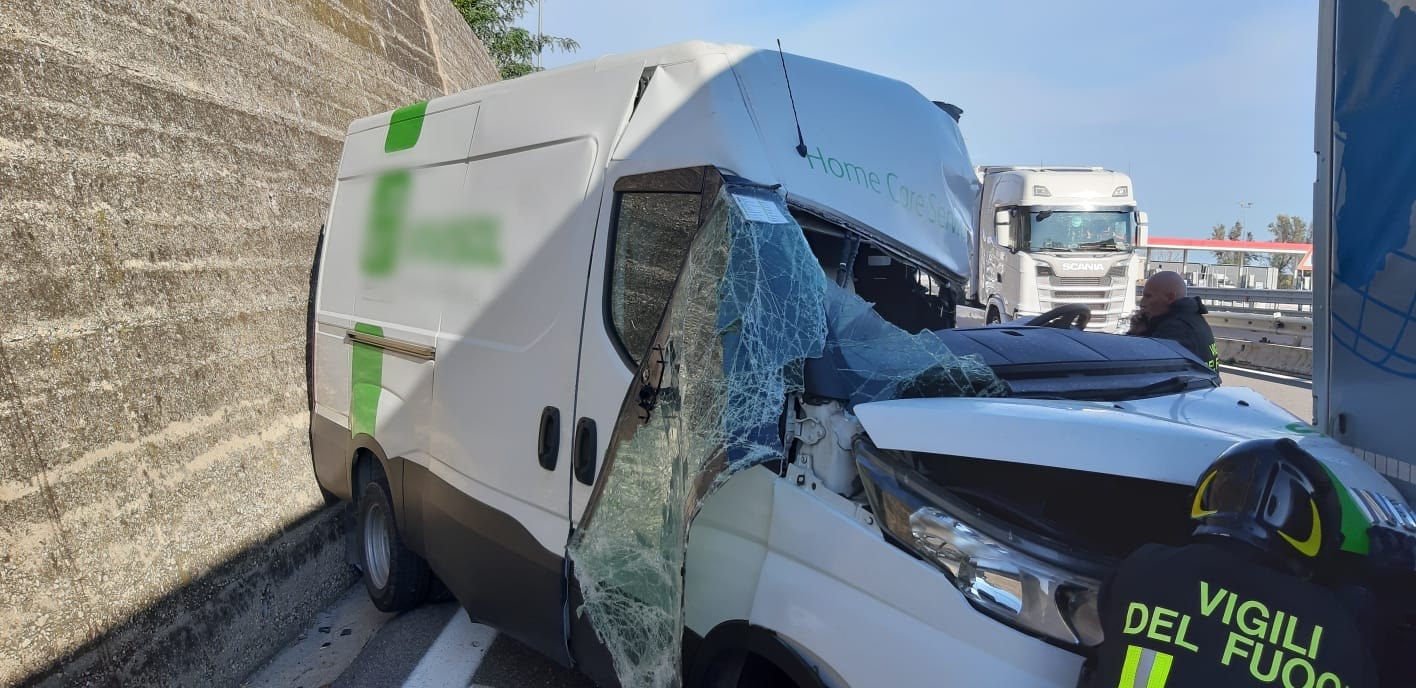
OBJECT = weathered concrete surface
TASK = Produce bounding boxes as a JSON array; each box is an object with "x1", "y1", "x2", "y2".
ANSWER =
[{"x1": 0, "y1": 1, "x2": 497, "y2": 685}]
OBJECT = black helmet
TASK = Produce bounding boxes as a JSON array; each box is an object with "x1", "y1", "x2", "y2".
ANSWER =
[{"x1": 1191, "y1": 438, "x2": 1346, "y2": 567}]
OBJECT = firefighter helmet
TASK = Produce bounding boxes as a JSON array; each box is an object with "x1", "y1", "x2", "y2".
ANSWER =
[{"x1": 1191, "y1": 438, "x2": 1346, "y2": 566}]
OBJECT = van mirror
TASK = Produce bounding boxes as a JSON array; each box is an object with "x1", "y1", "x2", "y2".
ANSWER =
[{"x1": 1135, "y1": 211, "x2": 1149, "y2": 246}]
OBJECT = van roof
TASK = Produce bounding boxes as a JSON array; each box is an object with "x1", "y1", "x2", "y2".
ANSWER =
[
  {"x1": 345, "y1": 40, "x2": 981, "y2": 280},
  {"x1": 350, "y1": 41, "x2": 760, "y2": 134}
]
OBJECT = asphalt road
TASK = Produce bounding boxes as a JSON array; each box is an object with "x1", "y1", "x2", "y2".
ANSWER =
[
  {"x1": 1218, "y1": 364, "x2": 1314, "y2": 423},
  {"x1": 244, "y1": 583, "x2": 591, "y2": 688}
]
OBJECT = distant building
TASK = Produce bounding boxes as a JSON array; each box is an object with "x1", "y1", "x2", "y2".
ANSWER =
[{"x1": 1141, "y1": 237, "x2": 1312, "y2": 289}]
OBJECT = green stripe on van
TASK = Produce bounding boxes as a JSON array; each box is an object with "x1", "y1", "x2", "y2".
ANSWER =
[
  {"x1": 384, "y1": 101, "x2": 428, "y2": 153},
  {"x1": 1321, "y1": 464, "x2": 1372, "y2": 555},
  {"x1": 351, "y1": 322, "x2": 384, "y2": 438}
]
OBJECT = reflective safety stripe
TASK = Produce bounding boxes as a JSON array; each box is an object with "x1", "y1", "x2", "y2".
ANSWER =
[
  {"x1": 1118, "y1": 645, "x2": 1141, "y2": 688},
  {"x1": 1147, "y1": 651, "x2": 1173, "y2": 688},
  {"x1": 1118, "y1": 646, "x2": 1173, "y2": 688}
]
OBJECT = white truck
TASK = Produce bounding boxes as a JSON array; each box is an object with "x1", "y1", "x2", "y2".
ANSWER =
[
  {"x1": 966, "y1": 166, "x2": 1148, "y2": 332},
  {"x1": 307, "y1": 41, "x2": 1414, "y2": 688}
]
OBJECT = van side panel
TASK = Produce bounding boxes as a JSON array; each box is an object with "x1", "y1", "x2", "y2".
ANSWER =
[
  {"x1": 316, "y1": 167, "x2": 453, "y2": 467},
  {"x1": 313, "y1": 102, "x2": 486, "y2": 498},
  {"x1": 429, "y1": 137, "x2": 600, "y2": 553}
]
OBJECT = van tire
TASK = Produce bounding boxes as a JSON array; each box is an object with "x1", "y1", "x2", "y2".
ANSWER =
[{"x1": 357, "y1": 475, "x2": 430, "y2": 612}]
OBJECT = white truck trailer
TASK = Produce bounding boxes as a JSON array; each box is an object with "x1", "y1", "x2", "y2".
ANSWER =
[
  {"x1": 1314, "y1": 0, "x2": 1416, "y2": 503},
  {"x1": 965, "y1": 166, "x2": 1148, "y2": 332}
]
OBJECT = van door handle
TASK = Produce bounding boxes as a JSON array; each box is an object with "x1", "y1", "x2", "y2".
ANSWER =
[
  {"x1": 537, "y1": 406, "x2": 560, "y2": 471},
  {"x1": 573, "y1": 418, "x2": 597, "y2": 486}
]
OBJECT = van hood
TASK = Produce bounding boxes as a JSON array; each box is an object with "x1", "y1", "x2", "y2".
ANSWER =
[{"x1": 853, "y1": 385, "x2": 1404, "y2": 503}]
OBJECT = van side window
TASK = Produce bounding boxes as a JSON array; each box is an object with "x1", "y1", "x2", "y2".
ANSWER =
[
  {"x1": 609, "y1": 192, "x2": 700, "y2": 364},
  {"x1": 605, "y1": 168, "x2": 720, "y2": 366}
]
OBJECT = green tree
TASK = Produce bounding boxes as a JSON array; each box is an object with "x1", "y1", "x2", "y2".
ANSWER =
[
  {"x1": 453, "y1": 0, "x2": 579, "y2": 80},
  {"x1": 1266, "y1": 214, "x2": 1312, "y2": 286},
  {"x1": 1208, "y1": 220, "x2": 1255, "y2": 266}
]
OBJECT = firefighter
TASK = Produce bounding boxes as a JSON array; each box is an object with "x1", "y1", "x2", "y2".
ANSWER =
[{"x1": 1088, "y1": 438, "x2": 1379, "y2": 687}]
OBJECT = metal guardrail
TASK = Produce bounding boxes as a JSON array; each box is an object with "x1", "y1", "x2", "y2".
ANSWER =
[
  {"x1": 1136, "y1": 286, "x2": 1313, "y2": 315},
  {"x1": 1205, "y1": 312, "x2": 1314, "y2": 348}
]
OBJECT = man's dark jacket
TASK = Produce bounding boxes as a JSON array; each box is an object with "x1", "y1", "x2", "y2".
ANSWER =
[{"x1": 1137, "y1": 296, "x2": 1218, "y2": 369}]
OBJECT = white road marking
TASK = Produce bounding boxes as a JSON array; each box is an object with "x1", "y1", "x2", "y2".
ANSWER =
[{"x1": 402, "y1": 612, "x2": 499, "y2": 688}]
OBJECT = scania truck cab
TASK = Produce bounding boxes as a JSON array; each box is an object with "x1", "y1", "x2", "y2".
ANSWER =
[{"x1": 967, "y1": 166, "x2": 1148, "y2": 333}]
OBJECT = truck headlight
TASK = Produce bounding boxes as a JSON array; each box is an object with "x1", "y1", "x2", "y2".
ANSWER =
[{"x1": 855, "y1": 440, "x2": 1106, "y2": 648}]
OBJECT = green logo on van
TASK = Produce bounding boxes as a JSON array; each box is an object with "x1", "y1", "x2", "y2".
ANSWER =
[
  {"x1": 361, "y1": 171, "x2": 503, "y2": 278},
  {"x1": 362, "y1": 172, "x2": 412, "y2": 277},
  {"x1": 385, "y1": 101, "x2": 428, "y2": 153}
]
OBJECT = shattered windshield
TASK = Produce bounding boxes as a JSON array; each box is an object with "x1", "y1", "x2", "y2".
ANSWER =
[
  {"x1": 568, "y1": 185, "x2": 1002, "y2": 686},
  {"x1": 1024, "y1": 209, "x2": 1133, "y2": 252}
]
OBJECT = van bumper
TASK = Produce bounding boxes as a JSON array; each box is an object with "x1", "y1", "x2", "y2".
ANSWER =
[
  {"x1": 311, "y1": 412, "x2": 353, "y2": 501},
  {"x1": 686, "y1": 468, "x2": 1085, "y2": 687}
]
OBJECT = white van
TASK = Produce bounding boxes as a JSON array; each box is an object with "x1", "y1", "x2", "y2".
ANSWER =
[{"x1": 309, "y1": 41, "x2": 1414, "y2": 687}]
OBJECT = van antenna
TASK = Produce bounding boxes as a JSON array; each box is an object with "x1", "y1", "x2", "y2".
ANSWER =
[{"x1": 776, "y1": 39, "x2": 809, "y2": 158}]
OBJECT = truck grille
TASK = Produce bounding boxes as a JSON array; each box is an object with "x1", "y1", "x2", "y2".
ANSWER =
[{"x1": 1053, "y1": 276, "x2": 1109, "y2": 287}]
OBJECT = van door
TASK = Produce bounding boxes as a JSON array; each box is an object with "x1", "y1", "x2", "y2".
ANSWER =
[
  {"x1": 568, "y1": 166, "x2": 719, "y2": 518},
  {"x1": 565, "y1": 166, "x2": 719, "y2": 682}
]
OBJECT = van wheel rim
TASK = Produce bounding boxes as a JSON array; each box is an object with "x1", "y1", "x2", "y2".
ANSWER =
[{"x1": 364, "y1": 501, "x2": 391, "y2": 589}]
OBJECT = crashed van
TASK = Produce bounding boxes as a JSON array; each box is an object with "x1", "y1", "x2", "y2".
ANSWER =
[{"x1": 308, "y1": 42, "x2": 1416, "y2": 687}]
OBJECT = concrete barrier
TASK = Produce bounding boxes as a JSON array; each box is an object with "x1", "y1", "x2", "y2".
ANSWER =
[
  {"x1": 1216, "y1": 338, "x2": 1314, "y2": 377},
  {"x1": 0, "y1": 1, "x2": 497, "y2": 685}
]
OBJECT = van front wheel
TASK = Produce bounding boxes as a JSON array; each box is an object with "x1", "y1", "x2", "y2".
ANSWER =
[{"x1": 357, "y1": 476, "x2": 430, "y2": 612}]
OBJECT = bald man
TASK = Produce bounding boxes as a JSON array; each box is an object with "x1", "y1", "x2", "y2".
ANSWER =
[{"x1": 1128, "y1": 271, "x2": 1219, "y2": 369}]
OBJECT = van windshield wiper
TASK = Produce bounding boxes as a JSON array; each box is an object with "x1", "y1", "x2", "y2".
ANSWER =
[{"x1": 1113, "y1": 375, "x2": 1211, "y2": 400}]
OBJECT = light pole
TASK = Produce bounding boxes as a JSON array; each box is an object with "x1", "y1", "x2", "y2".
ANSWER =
[
  {"x1": 1237, "y1": 201, "x2": 1253, "y2": 231},
  {"x1": 1237, "y1": 201, "x2": 1254, "y2": 275},
  {"x1": 536, "y1": 0, "x2": 543, "y2": 70}
]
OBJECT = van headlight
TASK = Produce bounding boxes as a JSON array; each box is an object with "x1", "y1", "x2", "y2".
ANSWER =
[{"x1": 855, "y1": 439, "x2": 1106, "y2": 648}]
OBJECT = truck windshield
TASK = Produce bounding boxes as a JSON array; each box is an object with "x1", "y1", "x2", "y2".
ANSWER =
[{"x1": 1023, "y1": 209, "x2": 1133, "y2": 252}]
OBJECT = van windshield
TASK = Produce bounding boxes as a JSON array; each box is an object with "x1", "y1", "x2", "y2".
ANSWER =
[{"x1": 1024, "y1": 209, "x2": 1133, "y2": 252}]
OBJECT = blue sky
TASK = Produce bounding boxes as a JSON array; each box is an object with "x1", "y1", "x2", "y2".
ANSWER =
[{"x1": 520, "y1": 0, "x2": 1319, "y2": 241}]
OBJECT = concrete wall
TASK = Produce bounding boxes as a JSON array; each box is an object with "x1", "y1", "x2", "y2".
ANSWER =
[{"x1": 0, "y1": 1, "x2": 498, "y2": 685}]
